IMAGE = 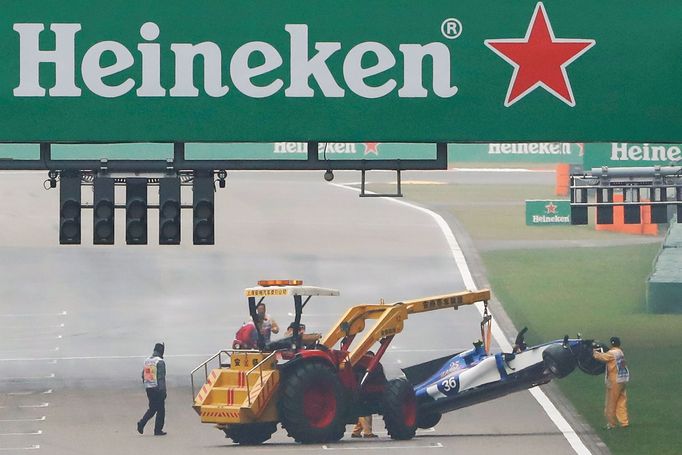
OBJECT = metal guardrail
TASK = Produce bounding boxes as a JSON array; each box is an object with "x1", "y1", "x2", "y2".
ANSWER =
[
  {"x1": 190, "y1": 349, "x2": 283, "y2": 405},
  {"x1": 190, "y1": 350, "x2": 233, "y2": 402}
]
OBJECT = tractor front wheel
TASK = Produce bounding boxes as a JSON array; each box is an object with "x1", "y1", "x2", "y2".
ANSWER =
[
  {"x1": 223, "y1": 422, "x2": 277, "y2": 445},
  {"x1": 279, "y1": 362, "x2": 346, "y2": 443},
  {"x1": 382, "y1": 378, "x2": 417, "y2": 440}
]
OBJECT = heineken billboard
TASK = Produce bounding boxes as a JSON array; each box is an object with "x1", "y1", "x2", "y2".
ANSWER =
[
  {"x1": 0, "y1": 1, "x2": 680, "y2": 143},
  {"x1": 583, "y1": 143, "x2": 682, "y2": 169},
  {"x1": 449, "y1": 143, "x2": 582, "y2": 164},
  {"x1": 526, "y1": 200, "x2": 571, "y2": 225}
]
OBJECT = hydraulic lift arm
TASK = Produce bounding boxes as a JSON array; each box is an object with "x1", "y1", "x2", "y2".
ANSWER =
[{"x1": 321, "y1": 289, "x2": 491, "y2": 368}]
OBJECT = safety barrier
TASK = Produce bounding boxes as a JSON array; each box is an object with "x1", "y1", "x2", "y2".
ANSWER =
[{"x1": 647, "y1": 218, "x2": 682, "y2": 313}]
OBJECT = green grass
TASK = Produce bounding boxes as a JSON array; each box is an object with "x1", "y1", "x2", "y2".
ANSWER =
[
  {"x1": 483, "y1": 245, "x2": 682, "y2": 455},
  {"x1": 367, "y1": 181, "x2": 681, "y2": 455}
]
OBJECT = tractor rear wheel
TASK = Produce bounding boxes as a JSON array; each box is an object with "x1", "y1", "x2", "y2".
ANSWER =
[
  {"x1": 223, "y1": 422, "x2": 277, "y2": 445},
  {"x1": 382, "y1": 378, "x2": 417, "y2": 440},
  {"x1": 279, "y1": 362, "x2": 346, "y2": 443}
]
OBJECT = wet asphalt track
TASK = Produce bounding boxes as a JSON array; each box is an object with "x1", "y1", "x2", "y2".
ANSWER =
[{"x1": 0, "y1": 170, "x2": 606, "y2": 454}]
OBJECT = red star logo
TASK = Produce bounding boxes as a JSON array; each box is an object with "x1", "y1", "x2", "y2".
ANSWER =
[
  {"x1": 545, "y1": 202, "x2": 558, "y2": 214},
  {"x1": 484, "y1": 2, "x2": 595, "y2": 107},
  {"x1": 364, "y1": 142, "x2": 380, "y2": 155}
]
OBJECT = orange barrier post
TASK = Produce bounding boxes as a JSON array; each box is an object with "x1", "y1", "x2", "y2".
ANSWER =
[
  {"x1": 555, "y1": 164, "x2": 570, "y2": 196},
  {"x1": 595, "y1": 194, "x2": 659, "y2": 236}
]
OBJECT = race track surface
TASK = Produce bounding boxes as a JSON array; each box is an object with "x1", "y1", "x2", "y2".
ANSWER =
[{"x1": 0, "y1": 171, "x2": 603, "y2": 454}]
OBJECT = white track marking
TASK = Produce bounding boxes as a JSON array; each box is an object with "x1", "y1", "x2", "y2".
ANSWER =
[
  {"x1": 322, "y1": 443, "x2": 444, "y2": 450},
  {"x1": 0, "y1": 311, "x2": 67, "y2": 318},
  {"x1": 0, "y1": 445, "x2": 40, "y2": 451},
  {"x1": 0, "y1": 373, "x2": 55, "y2": 381},
  {"x1": 0, "y1": 403, "x2": 49, "y2": 409},
  {"x1": 0, "y1": 353, "x2": 217, "y2": 362},
  {"x1": 6, "y1": 390, "x2": 52, "y2": 396},
  {"x1": 341, "y1": 428, "x2": 435, "y2": 435},
  {"x1": 332, "y1": 183, "x2": 592, "y2": 455},
  {"x1": 0, "y1": 323, "x2": 65, "y2": 330},
  {"x1": 449, "y1": 168, "x2": 552, "y2": 173},
  {"x1": 0, "y1": 417, "x2": 46, "y2": 422},
  {"x1": 0, "y1": 430, "x2": 43, "y2": 436}
]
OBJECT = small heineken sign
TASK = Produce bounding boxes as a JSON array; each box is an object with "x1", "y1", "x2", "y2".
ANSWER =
[{"x1": 526, "y1": 200, "x2": 571, "y2": 225}]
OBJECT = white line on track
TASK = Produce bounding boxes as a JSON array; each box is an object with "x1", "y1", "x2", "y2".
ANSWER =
[
  {"x1": 0, "y1": 416, "x2": 46, "y2": 422},
  {"x1": 0, "y1": 403, "x2": 49, "y2": 409},
  {"x1": 0, "y1": 354, "x2": 210, "y2": 362},
  {"x1": 332, "y1": 182, "x2": 593, "y2": 455},
  {"x1": 449, "y1": 168, "x2": 553, "y2": 173},
  {"x1": 0, "y1": 430, "x2": 43, "y2": 436},
  {"x1": 5, "y1": 390, "x2": 52, "y2": 396},
  {"x1": 0, "y1": 373, "x2": 55, "y2": 381},
  {"x1": 341, "y1": 428, "x2": 435, "y2": 436},
  {"x1": 0, "y1": 323, "x2": 65, "y2": 330},
  {"x1": 0, "y1": 347, "x2": 59, "y2": 355},
  {"x1": 0, "y1": 445, "x2": 40, "y2": 451},
  {"x1": 322, "y1": 443, "x2": 444, "y2": 450},
  {"x1": 0, "y1": 311, "x2": 67, "y2": 318}
]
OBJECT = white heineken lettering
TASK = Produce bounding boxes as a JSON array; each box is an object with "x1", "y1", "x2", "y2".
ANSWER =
[
  {"x1": 489, "y1": 143, "x2": 572, "y2": 155},
  {"x1": 82, "y1": 41, "x2": 135, "y2": 98},
  {"x1": 343, "y1": 42, "x2": 396, "y2": 99},
  {"x1": 611, "y1": 143, "x2": 682, "y2": 162},
  {"x1": 137, "y1": 22, "x2": 165, "y2": 97},
  {"x1": 533, "y1": 215, "x2": 570, "y2": 223},
  {"x1": 13, "y1": 23, "x2": 81, "y2": 97},
  {"x1": 273, "y1": 142, "x2": 358, "y2": 154},
  {"x1": 285, "y1": 24, "x2": 344, "y2": 97},
  {"x1": 230, "y1": 42, "x2": 283, "y2": 98},
  {"x1": 170, "y1": 42, "x2": 228, "y2": 97},
  {"x1": 399, "y1": 43, "x2": 458, "y2": 98},
  {"x1": 274, "y1": 142, "x2": 301, "y2": 154},
  {"x1": 13, "y1": 23, "x2": 459, "y2": 100}
]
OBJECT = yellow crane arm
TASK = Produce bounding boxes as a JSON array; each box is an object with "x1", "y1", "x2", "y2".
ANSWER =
[{"x1": 321, "y1": 289, "x2": 491, "y2": 367}]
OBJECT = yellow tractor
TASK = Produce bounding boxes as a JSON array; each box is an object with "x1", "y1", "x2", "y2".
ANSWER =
[{"x1": 191, "y1": 280, "x2": 490, "y2": 444}]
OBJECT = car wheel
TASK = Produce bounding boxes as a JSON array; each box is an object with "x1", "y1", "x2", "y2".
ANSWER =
[
  {"x1": 416, "y1": 412, "x2": 441, "y2": 429},
  {"x1": 542, "y1": 344, "x2": 576, "y2": 378},
  {"x1": 577, "y1": 342, "x2": 607, "y2": 376}
]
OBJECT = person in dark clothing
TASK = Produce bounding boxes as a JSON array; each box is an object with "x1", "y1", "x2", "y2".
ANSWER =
[{"x1": 137, "y1": 343, "x2": 167, "y2": 436}]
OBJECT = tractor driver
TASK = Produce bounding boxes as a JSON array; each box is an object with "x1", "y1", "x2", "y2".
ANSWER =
[
  {"x1": 256, "y1": 302, "x2": 279, "y2": 343},
  {"x1": 285, "y1": 323, "x2": 322, "y2": 346}
]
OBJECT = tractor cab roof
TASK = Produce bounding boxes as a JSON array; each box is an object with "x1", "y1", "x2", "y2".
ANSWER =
[{"x1": 244, "y1": 283, "x2": 340, "y2": 298}]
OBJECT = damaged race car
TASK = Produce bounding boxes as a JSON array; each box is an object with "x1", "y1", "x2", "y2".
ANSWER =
[{"x1": 404, "y1": 327, "x2": 606, "y2": 429}]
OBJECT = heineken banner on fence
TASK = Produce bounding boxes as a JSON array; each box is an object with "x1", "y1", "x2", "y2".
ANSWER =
[
  {"x1": 449, "y1": 143, "x2": 582, "y2": 164},
  {"x1": 526, "y1": 200, "x2": 571, "y2": 225},
  {"x1": 185, "y1": 142, "x2": 435, "y2": 160},
  {"x1": 0, "y1": 142, "x2": 435, "y2": 160},
  {"x1": 0, "y1": 1, "x2": 680, "y2": 143},
  {"x1": 583, "y1": 143, "x2": 682, "y2": 169}
]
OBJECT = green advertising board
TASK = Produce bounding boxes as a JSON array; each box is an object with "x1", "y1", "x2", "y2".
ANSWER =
[
  {"x1": 0, "y1": 142, "x2": 435, "y2": 160},
  {"x1": 449, "y1": 143, "x2": 582, "y2": 164},
  {"x1": 583, "y1": 143, "x2": 682, "y2": 169},
  {"x1": 525, "y1": 200, "x2": 571, "y2": 225},
  {"x1": 0, "y1": 1, "x2": 680, "y2": 143}
]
